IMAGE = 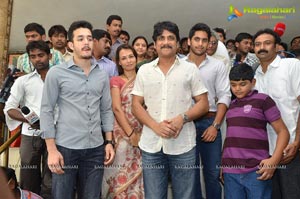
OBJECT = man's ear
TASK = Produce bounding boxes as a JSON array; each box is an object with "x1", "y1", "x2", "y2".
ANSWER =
[
  {"x1": 42, "y1": 34, "x2": 46, "y2": 41},
  {"x1": 68, "y1": 41, "x2": 74, "y2": 51},
  {"x1": 7, "y1": 179, "x2": 16, "y2": 190},
  {"x1": 48, "y1": 53, "x2": 52, "y2": 61},
  {"x1": 252, "y1": 78, "x2": 256, "y2": 87}
]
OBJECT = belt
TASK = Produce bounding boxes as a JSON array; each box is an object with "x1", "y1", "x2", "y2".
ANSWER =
[{"x1": 203, "y1": 111, "x2": 216, "y2": 118}]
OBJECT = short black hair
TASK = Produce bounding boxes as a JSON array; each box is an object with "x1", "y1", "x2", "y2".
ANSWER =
[
  {"x1": 26, "y1": 40, "x2": 51, "y2": 55},
  {"x1": 0, "y1": 166, "x2": 18, "y2": 189},
  {"x1": 132, "y1": 36, "x2": 148, "y2": 47},
  {"x1": 189, "y1": 23, "x2": 211, "y2": 40},
  {"x1": 180, "y1": 37, "x2": 188, "y2": 47},
  {"x1": 115, "y1": 44, "x2": 137, "y2": 75},
  {"x1": 68, "y1": 20, "x2": 93, "y2": 42},
  {"x1": 48, "y1": 25, "x2": 67, "y2": 38},
  {"x1": 106, "y1": 15, "x2": 122, "y2": 25},
  {"x1": 214, "y1": 27, "x2": 226, "y2": 40},
  {"x1": 148, "y1": 42, "x2": 154, "y2": 48},
  {"x1": 229, "y1": 63, "x2": 254, "y2": 81},
  {"x1": 235, "y1": 32, "x2": 253, "y2": 43},
  {"x1": 278, "y1": 42, "x2": 288, "y2": 51},
  {"x1": 24, "y1": 23, "x2": 45, "y2": 35},
  {"x1": 120, "y1": 30, "x2": 130, "y2": 40},
  {"x1": 253, "y1": 29, "x2": 281, "y2": 44},
  {"x1": 92, "y1": 29, "x2": 111, "y2": 41},
  {"x1": 152, "y1": 21, "x2": 180, "y2": 42}
]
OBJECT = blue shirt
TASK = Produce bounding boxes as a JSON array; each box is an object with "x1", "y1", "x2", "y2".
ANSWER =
[
  {"x1": 93, "y1": 56, "x2": 118, "y2": 79},
  {"x1": 40, "y1": 59, "x2": 114, "y2": 149}
]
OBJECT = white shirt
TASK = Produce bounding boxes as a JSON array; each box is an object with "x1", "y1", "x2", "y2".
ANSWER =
[
  {"x1": 255, "y1": 55, "x2": 300, "y2": 154},
  {"x1": 132, "y1": 57, "x2": 208, "y2": 155},
  {"x1": 4, "y1": 70, "x2": 44, "y2": 136},
  {"x1": 185, "y1": 55, "x2": 231, "y2": 111},
  {"x1": 214, "y1": 41, "x2": 231, "y2": 72}
]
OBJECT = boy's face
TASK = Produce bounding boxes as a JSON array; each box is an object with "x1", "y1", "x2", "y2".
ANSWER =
[{"x1": 230, "y1": 79, "x2": 256, "y2": 99}]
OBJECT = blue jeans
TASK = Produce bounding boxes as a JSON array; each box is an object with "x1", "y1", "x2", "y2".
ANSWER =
[
  {"x1": 195, "y1": 117, "x2": 222, "y2": 199},
  {"x1": 52, "y1": 145, "x2": 105, "y2": 199},
  {"x1": 141, "y1": 147, "x2": 197, "y2": 199},
  {"x1": 224, "y1": 171, "x2": 272, "y2": 199}
]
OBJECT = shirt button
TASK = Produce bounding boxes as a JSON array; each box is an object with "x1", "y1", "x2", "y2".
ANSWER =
[
  {"x1": 90, "y1": 131, "x2": 92, "y2": 134},
  {"x1": 87, "y1": 92, "x2": 89, "y2": 95},
  {"x1": 87, "y1": 106, "x2": 90, "y2": 108}
]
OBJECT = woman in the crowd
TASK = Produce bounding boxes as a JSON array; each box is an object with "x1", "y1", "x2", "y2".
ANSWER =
[
  {"x1": 102, "y1": 44, "x2": 144, "y2": 199},
  {"x1": 132, "y1": 36, "x2": 148, "y2": 64}
]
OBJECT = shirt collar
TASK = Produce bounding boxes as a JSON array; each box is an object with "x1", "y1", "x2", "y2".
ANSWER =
[
  {"x1": 256, "y1": 55, "x2": 281, "y2": 74},
  {"x1": 232, "y1": 89, "x2": 258, "y2": 103},
  {"x1": 66, "y1": 58, "x2": 99, "y2": 70},
  {"x1": 151, "y1": 56, "x2": 181, "y2": 68}
]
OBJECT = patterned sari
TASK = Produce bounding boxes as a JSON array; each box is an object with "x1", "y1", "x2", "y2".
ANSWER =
[{"x1": 102, "y1": 77, "x2": 144, "y2": 199}]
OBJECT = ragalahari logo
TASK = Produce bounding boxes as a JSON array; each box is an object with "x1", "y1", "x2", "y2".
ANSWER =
[{"x1": 228, "y1": 5, "x2": 243, "y2": 21}]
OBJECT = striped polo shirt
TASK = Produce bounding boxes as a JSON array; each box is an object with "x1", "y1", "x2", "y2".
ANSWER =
[{"x1": 222, "y1": 90, "x2": 281, "y2": 174}]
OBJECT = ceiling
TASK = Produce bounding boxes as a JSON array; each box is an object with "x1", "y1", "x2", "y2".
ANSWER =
[{"x1": 9, "y1": 0, "x2": 300, "y2": 52}]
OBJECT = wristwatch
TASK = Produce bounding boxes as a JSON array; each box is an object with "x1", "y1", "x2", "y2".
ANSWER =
[
  {"x1": 212, "y1": 122, "x2": 221, "y2": 130},
  {"x1": 181, "y1": 113, "x2": 189, "y2": 124},
  {"x1": 104, "y1": 140, "x2": 114, "y2": 147}
]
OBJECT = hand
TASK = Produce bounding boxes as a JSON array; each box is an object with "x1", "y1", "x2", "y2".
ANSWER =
[
  {"x1": 129, "y1": 130, "x2": 141, "y2": 147},
  {"x1": 30, "y1": 122, "x2": 40, "y2": 130},
  {"x1": 104, "y1": 144, "x2": 115, "y2": 166},
  {"x1": 219, "y1": 168, "x2": 224, "y2": 185},
  {"x1": 280, "y1": 142, "x2": 300, "y2": 164},
  {"x1": 48, "y1": 149, "x2": 65, "y2": 174},
  {"x1": 153, "y1": 120, "x2": 177, "y2": 138},
  {"x1": 201, "y1": 126, "x2": 218, "y2": 142},
  {"x1": 13, "y1": 71, "x2": 25, "y2": 78},
  {"x1": 256, "y1": 158, "x2": 277, "y2": 180},
  {"x1": 167, "y1": 115, "x2": 184, "y2": 138}
]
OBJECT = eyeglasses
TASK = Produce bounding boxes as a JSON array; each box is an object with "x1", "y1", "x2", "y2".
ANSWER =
[{"x1": 209, "y1": 41, "x2": 218, "y2": 46}]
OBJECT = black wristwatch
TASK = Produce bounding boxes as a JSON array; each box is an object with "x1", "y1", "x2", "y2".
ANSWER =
[
  {"x1": 181, "y1": 113, "x2": 189, "y2": 124},
  {"x1": 104, "y1": 140, "x2": 114, "y2": 147}
]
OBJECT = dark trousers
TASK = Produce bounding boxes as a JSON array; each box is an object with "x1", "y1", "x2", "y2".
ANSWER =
[
  {"x1": 19, "y1": 134, "x2": 52, "y2": 199},
  {"x1": 52, "y1": 144, "x2": 105, "y2": 199},
  {"x1": 272, "y1": 152, "x2": 300, "y2": 199}
]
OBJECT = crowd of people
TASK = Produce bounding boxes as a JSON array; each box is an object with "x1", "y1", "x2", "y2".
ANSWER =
[{"x1": 1, "y1": 14, "x2": 300, "y2": 199}]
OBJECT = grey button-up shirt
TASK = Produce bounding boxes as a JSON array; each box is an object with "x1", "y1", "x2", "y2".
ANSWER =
[{"x1": 40, "y1": 59, "x2": 114, "y2": 149}]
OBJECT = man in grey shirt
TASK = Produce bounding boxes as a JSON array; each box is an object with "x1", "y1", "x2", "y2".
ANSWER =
[{"x1": 40, "y1": 20, "x2": 115, "y2": 199}]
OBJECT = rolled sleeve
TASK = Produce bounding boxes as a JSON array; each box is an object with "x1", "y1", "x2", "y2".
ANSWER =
[{"x1": 215, "y1": 62, "x2": 231, "y2": 107}]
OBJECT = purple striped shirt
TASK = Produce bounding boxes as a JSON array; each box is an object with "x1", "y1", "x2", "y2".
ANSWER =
[{"x1": 222, "y1": 90, "x2": 281, "y2": 174}]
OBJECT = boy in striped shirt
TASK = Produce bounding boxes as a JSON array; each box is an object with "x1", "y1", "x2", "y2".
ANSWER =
[{"x1": 221, "y1": 63, "x2": 289, "y2": 199}]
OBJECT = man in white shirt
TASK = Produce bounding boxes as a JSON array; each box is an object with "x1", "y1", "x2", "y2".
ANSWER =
[
  {"x1": 4, "y1": 40, "x2": 52, "y2": 199},
  {"x1": 254, "y1": 28, "x2": 300, "y2": 199},
  {"x1": 132, "y1": 21, "x2": 209, "y2": 199},
  {"x1": 186, "y1": 23, "x2": 231, "y2": 199}
]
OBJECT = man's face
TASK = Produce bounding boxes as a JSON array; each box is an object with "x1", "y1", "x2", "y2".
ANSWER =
[
  {"x1": 291, "y1": 38, "x2": 300, "y2": 50},
  {"x1": 236, "y1": 38, "x2": 253, "y2": 55},
  {"x1": 106, "y1": 20, "x2": 122, "y2": 38},
  {"x1": 25, "y1": 31, "x2": 44, "y2": 43},
  {"x1": 188, "y1": 30, "x2": 209, "y2": 57},
  {"x1": 28, "y1": 49, "x2": 51, "y2": 71},
  {"x1": 217, "y1": 32, "x2": 225, "y2": 43},
  {"x1": 93, "y1": 36, "x2": 111, "y2": 57},
  {"x1": 119, "y1": 34, "x2": 129, "y2": 44},
  {"x1": 69, "y1": 28, "x2": 93, "y2": 59},
  {"x1": 154, "y1": 30, "x2": 178, "y2": 58},
  {"x1": 50, "y1": 32, "x2": 67, "y2": 50},
  {"x1": 206, "y1": 36, "x2": 218, "y2": 56},
  {"x1": 254, "y1": 33, "x2": 277, "y2": 62}
]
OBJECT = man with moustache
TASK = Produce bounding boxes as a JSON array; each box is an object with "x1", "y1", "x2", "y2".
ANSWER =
[
  {"x1": 253, "y1": 29, "x2": 300, "y2": 199},
  {"x1": 4, "y1": 40, "x2": 52, "y2": 198},
  {"x1": 92, "y1": 29, "x2": 118, "y2": 79},
  {"x1": 40, "y1": 20, "x2": 115, "y2": 199},
  {"x1": 106, "y1": 15, "x2": 123, "y2": 61},
  {"x1": 132, "y1": 21, "x2": 209, "y2": 199},
  {"x1": 48, "y1": 25, "x2": 73, "y2": 61},
  {"x1": 185, "y1": 23, "x2": 231, "y2": 199}
]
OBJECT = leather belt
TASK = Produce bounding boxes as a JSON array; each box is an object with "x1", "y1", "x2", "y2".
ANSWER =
[{"x1": 203, "y1": 111, "x2": 216, "y2": 118}]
